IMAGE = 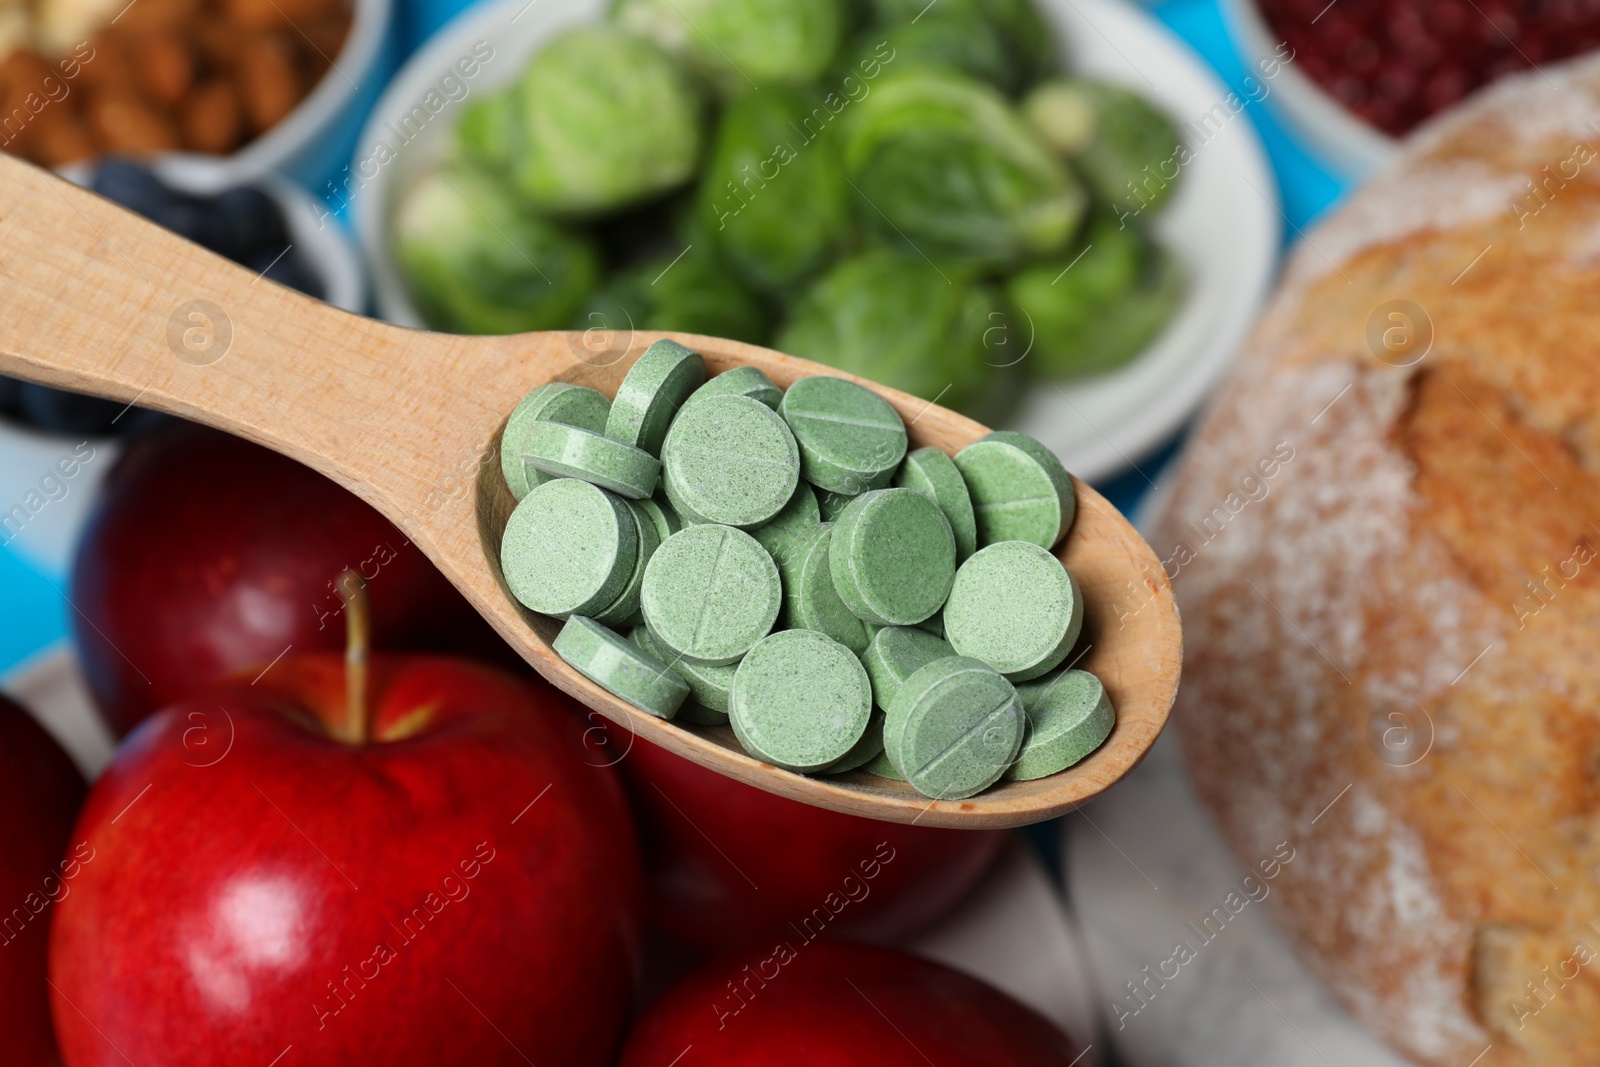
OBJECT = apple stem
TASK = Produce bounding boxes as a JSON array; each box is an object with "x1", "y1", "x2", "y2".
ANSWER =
[{"x1": 336, "y1": 569, "x2": 370, "y2": 745}]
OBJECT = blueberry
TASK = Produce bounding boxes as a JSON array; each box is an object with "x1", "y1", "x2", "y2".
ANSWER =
[
  {"x1": 91, "y1": 159, "x2": 175, "y2": 217},
  {"x1": 15, "y1": 384, "x2": 128, "y2": 437},
  {"x1": 204, "y1": 187, "x2": 290, "y2": 260},
  {"x1": 245, "y1": 246, "x2": 324, "y2": 299}
]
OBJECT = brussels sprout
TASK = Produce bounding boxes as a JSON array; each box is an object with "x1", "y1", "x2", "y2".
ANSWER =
[
  {"x1": 695, "y1": 87, "x2": 852, "y2": 296},
  {"x1": 455, "y1": 85, "x2": 521, "y2": 172},
  {"x1": 507, "y1": 27, "x2": 703, "y2": 216},
  {"x1": 615, "y1": 0, "x2": 845, "y2": 95},
  {"x1": 838, "y1": 13, "x2": 1014, "y2": 96},
  {"x1": 578, "y1": 247, "x2": 769, "y2": 345},
  {"x1": 392, "y1": 164, "x2": 600, "y2": 335},
  {"x1": 1024, "y1": 78, "x2": 1184, "y2": 214},
  {"x1": 841, "y1": 70, "x2": 1085, "y2": 268},
  {"x1": 1005, "y1": 212, "x2": 1184, "y2": 379},
  {"x1": 775, "y1": 248, "x2": 1009, "y2": 416},
  {"x1": 868, "y1": 0, "x2": 1055, "y2": 89}
]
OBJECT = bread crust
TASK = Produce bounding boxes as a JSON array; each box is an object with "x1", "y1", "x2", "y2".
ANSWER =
[{"x1": 1153, "y1": 56, "x2": 1600, "y2": 1067}]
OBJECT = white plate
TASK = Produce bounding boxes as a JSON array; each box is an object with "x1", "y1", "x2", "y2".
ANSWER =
[
  {"x1": 352, "y1": 0, "x2": 1280, "y2": 483},
  {"x1": 3, "y1": 645, "x2": 1104, "y2": 1057}
]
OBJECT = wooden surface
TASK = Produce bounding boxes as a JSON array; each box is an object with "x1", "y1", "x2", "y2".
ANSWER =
[{"x1": 0, "y1": 154, "x2": 1182, "y2": 827}]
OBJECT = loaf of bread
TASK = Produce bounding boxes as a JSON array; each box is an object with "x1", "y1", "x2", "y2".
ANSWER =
[{"x1": 1153, "y1": 57, "x2": 1600, "y2": 1067}]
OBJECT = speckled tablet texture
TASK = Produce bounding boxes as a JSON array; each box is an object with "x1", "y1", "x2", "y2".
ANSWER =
[
  {"x1": 777, "y1": 524, "x2": 873, "y2": 655},
  {"x1": 638, "y1": 494, "x2": 683, "y2": 543},
  {"x1": 631, "y1": 625, "x2": 734, "y2": 726},
  {"x1": 501, "y1": 478, "x2": 638, "y2": 618},
  {"x1": 895, "y1": 446, "x2": 979, "y2": 561},
  {"x1": 863, "y1": 626, "x2": 954, "y2": 710},
  {"x1": 661, "y1": 394, "x2": 801, "y2": 527},
  {"x1": 524, "y1": 420, "x2": 661, "y2": 500},
  {"x1": 885, "y1": 656, "x2": 1025, "y2": 800},
  {"x1": 943, "y1": 541, "x2": 1083, "y2": 682},
  {"x1": 553, "y1": 615, "x2": 688, "y2": 719},
  {"x1": 825, "y1": 711, "x2": 885, "y2": 774},
  {"x1": 752, "y1": 483, "x2": 821, "y2": 565},
  {"x1": 1008, "y1": 669, "x2": 1114, "y2": 780},
  {"x1": 953, "y1": 430, "x2": 1077, "y2": 550},
  {"x1": 779, "y1": 376, "x2": 908, "y2": 494},
  {"x1": 501, "y1": 382, "x2": 612, "y2": 499},
  {"x1": 729, "y1": 629, "x2": 873, "y2": 772},
  {"x1": 606, "y1": 338, "x2": 706, "y2": 454},
  {"x1": 640, "y1": 524, "x2": 782, "y2": 665},
  {"x1": 830, "y1": 489, "x2": 957, "y2": 627},
  {"x1": 688, "y1": 365, "x2": 782, "y2": 410},
  {"x1": 594, "y1": 498, "x2": 662, "y2": 627}
]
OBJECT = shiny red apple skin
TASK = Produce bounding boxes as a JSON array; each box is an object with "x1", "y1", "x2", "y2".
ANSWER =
[
  {"x1": 49, "y1": 655, "x2": 644, "y2": 1067},
  {"x1": 616, "y1": 732, "x2": 1005, "y2": 955},
  {"x1": 70, "y1": 421, "x2": 510, "y2": 739},
  {"x1": 620, "y1": 939, "x2": 1085, "y2": 1066},
  {"x1": 0, "y1": 694, "x2": 87, "y2": 1067}
]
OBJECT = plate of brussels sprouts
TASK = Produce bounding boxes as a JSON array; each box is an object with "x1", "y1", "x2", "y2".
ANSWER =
[{"x1": 353, "y1": 0, "x2": 1278, "y2": 482}]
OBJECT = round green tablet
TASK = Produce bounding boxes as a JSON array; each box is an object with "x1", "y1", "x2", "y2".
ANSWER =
[
  {"x1": 751, "y1": 483, "x2": 821, "y2": 566},
  {"x1": 631, "y1": 625, "x2": 734, "y2": 726},
  {"x1": 524, "y1": 420, "x2": 661, "y2": 500},
  {"x1": 661, "y1": 394, "x2": 801, "y2": 528},
  {"x1": 953, "y1": 431, "x2": 1077, "y2": 550},
  {"x1": 825, "y1": 711, "x2": 885, "y2": 775},
  {"x1": 552, "y1": 616, "x2": 688, "y2": 720},
  {"x1": 779, "y1": 376, "x2": 908, "y2": 495},
  {"x1": 943, "y1": 542, "x2": 1083, "y2": 682},
  {"x1": 896, "y1": 446, "x2": 978, "y2": 561},
  {"x1": 637, "y1": 494, "x2": 683, "y2": 543},
  {"x1": 501, "y1": 479, "x2": 638, "y2": 617},
  {"x1": 594, "y1": 498, "x2": 663, "y2": 627},
  {"x1": 830, "y1": 489, "x2": 956, "y2": 627},
  {"x1": 501, "y1": 383, "x2": 611, "y2": 500},
  {"x1": 640, "y1": 524, "x2": 782, "y2": 665},
  {"x1": 687, "y1": 365, "x2": 783, "y2": 410},
  {"x1": 606, "y1": 338, "x2": 706, "y2": 455},
  {"x1": 863, "y1": 747, "x2": 905, "y2": 780},
  {"x1": 778, "y1": 524, "x2": 873, "y2": 655},
  {"x1": 884, "y1": 656, "x2": 1025, "y2": 801},
  {"x1": 1008, "y1": 670, "x2": 1115, "y2": 780},
  {"x1": 729, "y1": 629, "x2": 872, "y2": 773},
  {"x1": 863, "y1": 626, "x2": 953, "y2": 710}
]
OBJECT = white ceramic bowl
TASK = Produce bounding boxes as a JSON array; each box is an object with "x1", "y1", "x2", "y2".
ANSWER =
[
  {"x1": 354, "y1": 0, "x2": 1280, "y2": 483},
  {"x1": 0, "y1": 158, "x2": 368, "y2": 576},
  {"x1": 1221, "y1": 0, "x2": 1399, "y2": 179}
]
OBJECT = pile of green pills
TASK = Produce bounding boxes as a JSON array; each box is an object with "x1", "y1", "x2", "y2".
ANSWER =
[{"x1": 499, "y1": 340, "x2": 1116, "y2": 800}]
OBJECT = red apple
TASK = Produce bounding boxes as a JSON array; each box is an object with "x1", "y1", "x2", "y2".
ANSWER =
[
  {"x1": 0, "y1": 694, "x2": 87, "y2": 1067},
  {"x1": 615, "y1": 732, "x2": 1005, "y2": 955},
  {"x1": 70, "y1": 420, "x2": 511, "y2": 739},
  {"x1": 49, "y1": 653, "x2": 644, "y2": 1067},
  {"x1": 620, "y1": 939, "x2": 1085, "y2": 1065}
]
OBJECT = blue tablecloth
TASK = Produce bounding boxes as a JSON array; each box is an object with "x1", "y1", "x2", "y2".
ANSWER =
[{"x1": 0, "y1": 0, "x2": 1351, "y2": 675}]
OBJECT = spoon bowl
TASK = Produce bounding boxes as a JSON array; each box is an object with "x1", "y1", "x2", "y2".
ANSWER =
[{"x1": 0, "y1": 155, "x2": 1180, "y2": 827}]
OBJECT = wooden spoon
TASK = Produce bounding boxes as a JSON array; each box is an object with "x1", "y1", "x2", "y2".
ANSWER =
[{"x1": 0, "y1": 155, "x2": 1180, "y2": 828}]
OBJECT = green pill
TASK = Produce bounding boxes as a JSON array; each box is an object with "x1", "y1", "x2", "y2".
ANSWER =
[
  {"x1": 661, "y1": 394, "x2": 801, "y2": 528},
  {"x1": 779, "y1": 376, "x2": 908, "y2": 495},
  {"x1": 553, "y1": 616, "x2": 688, "y2": 720},
  {"x1": 816, "y1": 489, "x2": 856, "y2": 522},
  {"x1": 896, "y1": 446, "x2": 978, "y2": 562},
  {"x1": 863, "y1": 626, "x2": 953, "y2": 710},
  {"x1": 594, "y1": 498, "x2": 663, "y2": 627},
  {"x1": 501, "y1": 478, "x2": 638, "y2": 618},
  {"x1": 954, "y1": 430, "x2": 1077, "y2": 550},
  {"x1": 524, "y1": 420, "x2": 661, "y2": 500},
  {"x1": 631, "y1": 624, "x2": 734, "y2": 726},
  {"x1": 501, "y1": 382, "x2": 611, "y2": 500},
  {"x1": 885, "y1": 656, "x2": 1025, "y2": 801},
  {"x1": 637, "y1": 493, "x2": 683, "y2": 543},
  {"x1": 1008, "y1": 669, "x2": 1115, "y2": 780},
  {"x1": 863, "y1": 747, "x2": 905, "y2": 780},
  {"x1": 688, "y1": 365, "x2": 783, "y2": 410},
  {"x1": 640, "y1": 524, "x2": 782, "y2": 665},
  {"x1": 943, "y1": 541, "x2": 1084, "y2": 682},
  {"x1": 778, "y1": 524, "x2": 874, "y2": 655},
  {"x1": 830, "y1": 489, "x2": 956, "y2": 627},
  {"x1": 730, "y1": 629, "x2": 873, "y2": 773},
  {"x1": 825, "y1": 711, "x2": 885, "y2": 775},
  {"x1": 606, "y1": 338, "x2": 707, "y2": 455},
  {"x1": 752, "y1": 483, "x2": 822, "y2": 566}
]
